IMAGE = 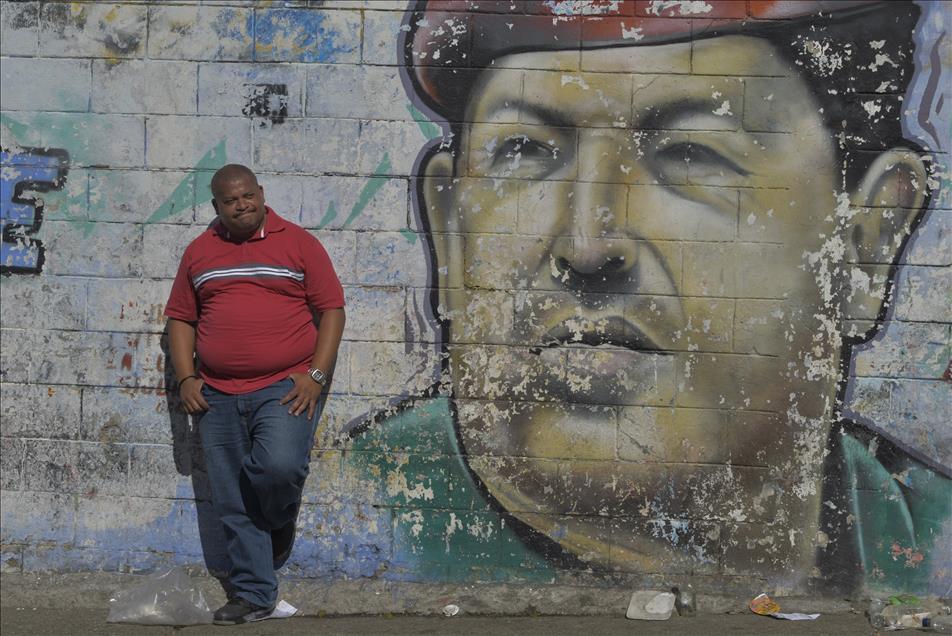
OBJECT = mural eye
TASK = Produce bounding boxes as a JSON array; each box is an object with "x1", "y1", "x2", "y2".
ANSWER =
[
  {"x1": 491, "y1": 135, "x2": 557, "y2": 171},
  {"x1": 655, "y1": 142, "x2": 748, "y2": 177}
]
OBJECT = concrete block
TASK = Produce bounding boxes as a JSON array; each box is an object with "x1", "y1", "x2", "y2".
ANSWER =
[
  {"x1": 0, "y1": 383, "x2": 81, "y2": 440},
  {"x1": 309, "y1": 229, "x2": 356, "y2": 285},
  {"x1": 457, "y1": 234, "x2": 545, "y2": 291},
  {"x1": 326, "y1": 340, "x2": 351, "y2": 394},
  {"x1": 349, "y1": 341, "x2": 441, "y2": 397},
  {"x1": 75, "y1": 496, "x2": 203, "y2": 556},
  {"x1": 88, "y1": 169, "x2": 194, "y2": 224},
  {"x1": 255, "y1": 173, "x2": 304, "y2": 222},
  {"x1": 362, "y1": 10, "x2": 404, "y2": 66},
  {"x1": 307, "y1": 65, "x2": 409, "y2": 121},
  {"x1": 254, "y1": 8, "x2": 360, "y2": 64},
  {"x1": 853, "y1": 321, "x2": 950, "y2": 379},
  {"x1": 0, "y1": 491, "x2": 75, "y2": 544},
  {"x1": 612, "y1": 516, "x2": 721, "y2": 575},
  {"x1": 29, "y1": 167, "x2": 89, "y2": 225},
  {"x1": 1, "y1": 437, "x2": 23, "y2": 490},
  {"x1": 627, "y1": 185, "x2": 737, "y2": 240},
  {"x1": 581, "y1": 42, "x2": 689, "y2": 74},
  {"x1": 290, "y1": 501, "x2": 391, "y2": 579},
  {"x1": 41, "y1": 220, "x2": 143, "y2": 277},
  {"x1": 20, "y1": 439, "x2": 79, "y2": 493},
  {"x1": 0, "y1": 2, "x2": 39, "y2": 55},
  {"x1": 744, "y1": 77, "x2": 800, "y2": 133},
  {"x1": 300, "y1": 175, "x2": 409, "y2": 231},
  {"x1": 299, "y1": 449, "x2": 342, "y2": 505},
  {"x1": 23, "y1": 545, "x2": 121, "y2": 573},
  {"x1": 314, "y1": 393, "x2": 394, "y2": 449},
  {"x1": 675, "y1": 352, "x2": 780, "y2": 410},
  {"x1": 0, "y1": 112, "x2": 145, "y2": 168},
  {"x1": 457, "y1": 399, "x2": 614, "y2": 460},
  {"x1": 85, "y1": 278, "x2": 172, "y2": 333},
  {"x1": 81, "y1": 388, "x2": 177, "y2": 446},
  {"x1": 0, "y1": 545, "x2": 23, "y2": 574},
  {"x1": 146, "y1": 116, "x2": 251, "y2": 170},
  {"x1": 342, "y1": 286, "x2": 406, "y2": 342},
  {"x1": 73, "y1": 441, "x2": 130, "y2": 497},
  {"x1": 846, "y1": 377, "x2": 951, "y2": 469},
  {"x1": 565, "y1": 347, "x2": 676, "y2": 406},
  {"x1": 0, "y1": 275, "x2": 86, "y2": 331},
  {"x1": 0, "y1": 57, "x2": 90, "y2": 112},
  {"x1": 902, "y1": 210, "x2": 951, "y2": 266},
  {"x1": 438, "y1": 178, "x2": 517, "y2": 236},
  {"x1": 39, "y1": 2, "x2": 146, "y2": 59},
  {"x1": 198, "y1": 62, "x2": 305, "y2": 118},
  {"x1": 391, "y1": 509, "x2": 501, "y2": 571},
  {"x1": 91, "y1": 60, "x2": 197, "y2": 115},
  {"x1": 893, "y1": 264, "x2": 952, "y2": 322},
  {"x1": 253, "y1": 117, "x2": 359, "y2": 174},
  {"x1": 733, "y1": 299, "x2": 786, "y2": 356},
  {"x1": 2, "y1": 329, "x2": 145, "y2": 387},
  {"x1": 147, "y1": 5, "x2": 253, "y2": 61},
  {"x1": 681, "y1": 241, "x2": 787, "y2": 299},
  {"x1": 128, "y1": 444, "x2": 193, "y2": 499},
  {"x1": 440, "y1": 288, "x2": 513, "y2": 346},
  {"x1": 130, "y1": 333, "x2": 169, "y2": 390},
  {"x1": 358, "y1": 120, "x2": 429, "y2": 176},
  {"x1": 354, "y1": 231, "x2": 429, "y2": 287},
  {"x1": 141, "y1": 223, "x2": 206, "y2": 279}
]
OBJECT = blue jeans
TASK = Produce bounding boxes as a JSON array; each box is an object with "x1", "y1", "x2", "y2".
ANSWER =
[{"x1": 197, "y1": 377, "x2": 322, "y2": 608}]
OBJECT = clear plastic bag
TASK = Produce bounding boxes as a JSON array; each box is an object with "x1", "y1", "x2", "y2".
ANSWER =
[{"x1": 106, "y1": 566, "x2": 213, "y2": 625}]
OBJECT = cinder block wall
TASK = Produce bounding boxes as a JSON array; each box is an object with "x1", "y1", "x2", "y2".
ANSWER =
[{"x1": 1, "y1": 0, "x2": 949, "y2": 600}]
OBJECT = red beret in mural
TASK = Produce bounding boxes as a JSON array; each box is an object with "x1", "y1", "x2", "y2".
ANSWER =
[{"x1": 405, "y1": 0, "x2": 884, "y2": 116}]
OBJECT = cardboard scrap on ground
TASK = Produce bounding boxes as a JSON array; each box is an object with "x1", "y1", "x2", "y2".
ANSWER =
[{"x1": 749, "y1": 593, "x2": 820, "y2": 621}]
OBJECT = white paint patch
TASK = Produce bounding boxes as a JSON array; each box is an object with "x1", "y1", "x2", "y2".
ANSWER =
[
  {"x1": 561, "y1": 74, "x2": 590, "y2": 89},
  {"x1": 646, "y1": 0, "x2": 713, "y2": 16},
  {"x1": 713, "y1": 100, "x2": 733, "y2": 116},
  {"x1": 543, "y1": 0, "x2": 622, "y2": 16},
  {"x1": 621, "y1": 23, "x2": 645, "y2": 41}
]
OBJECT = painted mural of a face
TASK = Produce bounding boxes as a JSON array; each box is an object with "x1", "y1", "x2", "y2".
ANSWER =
[{"x1": 407, "y1": 1, "x2": 929, "y2": 581}]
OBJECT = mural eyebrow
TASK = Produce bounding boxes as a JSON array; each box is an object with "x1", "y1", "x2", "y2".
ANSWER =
[
  {"x1": 635, "y1": 98, "x2": 742, "y2": 132},
  {"x1": 481, "y1": 99, "x2": 574, "y2": 129}
]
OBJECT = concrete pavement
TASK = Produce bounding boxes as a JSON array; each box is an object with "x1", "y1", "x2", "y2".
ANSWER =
[{"x1": 0, "y1": 608, "x2": 879, "y2": 635}]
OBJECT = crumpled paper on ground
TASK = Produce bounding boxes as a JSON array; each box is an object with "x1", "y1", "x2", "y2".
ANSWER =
[{"x1": 749, "y1": 593, "x2": 820, "y2": 621}]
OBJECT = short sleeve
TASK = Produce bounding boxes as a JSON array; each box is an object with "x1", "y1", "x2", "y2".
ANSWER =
[
  {"x1": 164, "y1": 248, "x2": 199, "y2": 322},
  {"x1": 301, "y1": 232, "x2": 345, "y2": 310}
]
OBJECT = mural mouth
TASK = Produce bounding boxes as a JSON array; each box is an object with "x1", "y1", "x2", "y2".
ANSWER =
[{"x1": 536, "y1": 316, "x2": 661, "y2": 353}]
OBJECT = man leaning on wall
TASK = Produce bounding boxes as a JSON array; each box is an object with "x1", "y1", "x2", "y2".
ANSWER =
[{"x1": 165, "y1": 164, "x2": 345, "y2": 625}]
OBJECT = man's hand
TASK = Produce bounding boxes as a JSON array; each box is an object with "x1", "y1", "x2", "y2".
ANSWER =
[
  {"x1": 280, "y1": 373, "x2": 323, "y2": 419},
  {"x1": 179, "y1": 377, "x2": 209, "y2": 414}
]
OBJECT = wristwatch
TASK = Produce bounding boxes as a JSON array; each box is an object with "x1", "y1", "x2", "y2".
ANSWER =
[{"x1": 307, "y1": 367, "x2": 327, "y2": 385}]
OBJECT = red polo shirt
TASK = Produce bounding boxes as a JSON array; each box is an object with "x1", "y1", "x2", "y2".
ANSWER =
[{"x1": 164, "y1": 208, "x2": 344, "y2": 394}]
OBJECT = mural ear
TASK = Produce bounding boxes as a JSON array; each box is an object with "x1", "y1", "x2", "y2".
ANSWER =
[
  {"x1": 842, "y1": 149, "x2": 927, "y2": 323},
  {"x1": 421, "y1": 150, "x2": 464, "y2": 314}
]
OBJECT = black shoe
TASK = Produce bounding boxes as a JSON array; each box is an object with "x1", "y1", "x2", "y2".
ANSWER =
[
  {"x1": 272, "y1": 519, "x2": 296, "y2": 569},
  {"x1": 213, "y1": 598, "x2": 274, "y2": 625}
]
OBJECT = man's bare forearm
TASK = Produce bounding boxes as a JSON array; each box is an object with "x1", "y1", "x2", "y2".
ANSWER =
[
  {"x1": 167, "y1": 318, "x2": 200, "y2": 382},
  {"x1": 310, "y1": 308, "x2": 346, "y2": 376}
]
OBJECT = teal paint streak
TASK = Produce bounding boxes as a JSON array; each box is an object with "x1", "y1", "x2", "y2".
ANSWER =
[
  {"x1": 147, "y1": 140, "x2": 227, "y2": 224},
  {"x1": 407, "y1": 103, "x2": 442, "y2": 140},
  {"x1": 342, "y1": 154, "x2": 391, "y2": 229},
  {"x1": 317, "y1": 200, "x2": 338, "y2": 230},
  {"x1": 399, "y1": 228, "x2": 418, "y2": 244}
]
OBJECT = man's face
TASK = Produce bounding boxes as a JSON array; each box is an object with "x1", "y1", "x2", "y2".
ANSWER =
[
  {"x1": 212, "y1": 174, "x2": 267, "y2": 240},
  {"x1": 425, "y1": 36, "x2": 858, "y2": 578}
]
